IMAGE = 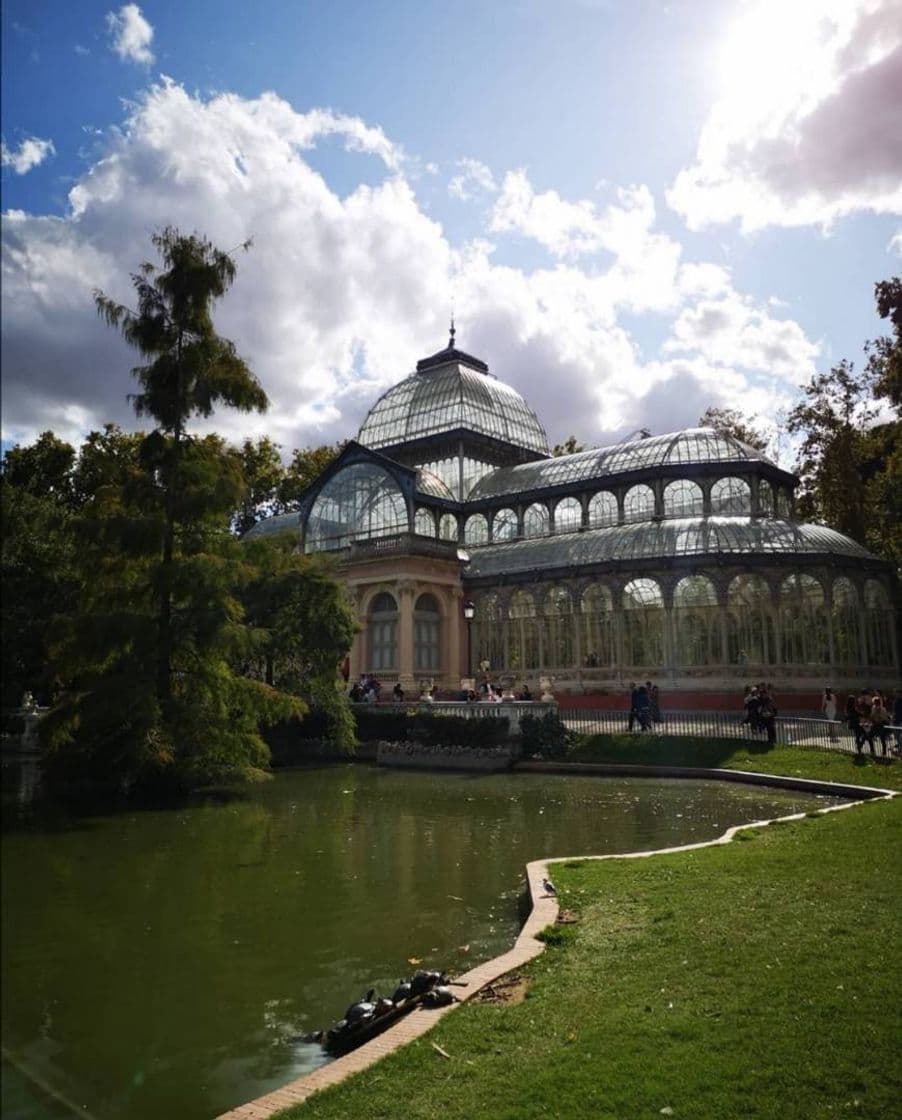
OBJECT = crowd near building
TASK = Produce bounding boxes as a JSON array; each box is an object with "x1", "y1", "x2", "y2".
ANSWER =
[{"x1": 247, "y1": 333, "x2": 899, "y2": 703}]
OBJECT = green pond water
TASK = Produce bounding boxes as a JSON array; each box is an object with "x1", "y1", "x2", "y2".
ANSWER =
[{"x1": 1, "y1": 759, "x2": 838, "y2": 1120}]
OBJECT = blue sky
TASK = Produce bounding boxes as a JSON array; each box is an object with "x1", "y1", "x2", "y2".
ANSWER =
[{"x1": 2, "y1": 0, "x2": 900, "y2": 458}]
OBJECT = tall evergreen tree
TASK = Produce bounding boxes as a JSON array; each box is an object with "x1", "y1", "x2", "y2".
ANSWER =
[{"x1": 94, "y1": 228, "x2": 268, "y2": 706}]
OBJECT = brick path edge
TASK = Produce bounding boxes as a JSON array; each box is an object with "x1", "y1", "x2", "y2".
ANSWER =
[{"x1": 214, "y1": 771, "x2": 896, "y2": 1119}]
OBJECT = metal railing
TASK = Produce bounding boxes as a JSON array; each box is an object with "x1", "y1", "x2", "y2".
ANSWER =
[{"x1": 559, "y1": 709, "x2": 902, "y2": 757}]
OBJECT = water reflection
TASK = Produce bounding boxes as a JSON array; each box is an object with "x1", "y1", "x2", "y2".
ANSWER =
[{"x1": 2, "y1": 764, "x2": 837, "y2": 1120}]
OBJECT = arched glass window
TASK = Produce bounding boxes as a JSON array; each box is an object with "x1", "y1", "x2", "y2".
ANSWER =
[
  {"x1": 831, "y1": 577, "x2": 859, "y2": 665},
  {"x1": 492, "y1": 508, "x2": 518, "y2": 542},
  {"x1": 863, "y1": 580, "x2": 894, "y2": 666},
  {"x1": 305, "y1": 463, "x2": 407, "y2": 552},
  {"x1": 473, "y1": 593, "x2": 504, "y2": 673},
  {"x1": 507, "y1": 590, "x2": 539, "y2": 671},
  {"x1": 414, "y1": 593, "x2": 441, "y2": 672},
  {"x1": 464, "y1": 513, "x2": 488, "y2": 545},
  {"x1": 554, "y1": 497, "x2": 582, "y2": 534},
  {"x1": 523, "y1": 503, "x2": 550, "y2": 538},
  {"x1": 414, "y1": 507, "x2": 435, "y2": 537},
  {"x1": 780, "y1": 575, "x2": 828, "y2": 665},
  {"x1": 726, "y1": 575, "x2": 774, "y2": 665},
  {"x1": 439, "y1": 513, "x2": 458, "y2": 541},
  {"x1": 673, "y1": 575, "x2": 720, "y2": 666},
  {"x1": 588, "y1": 491, "x2": 618, "y2": 528},
  {"x1": 663, "y1": 480, "x2": 703, "y2": 518},
  {"x1": 368, "y1": 592, "x2": 398, "y2": 671},
  {"x1": 710, "y1": 476, "x2": 751, "y2": 514},
  {"x1": 623, "y1": 484, "x2": 655, "y2": 523},
  {"x1": 541, "y1": 587, "x2": 574, "y2": 668},
  {"x1": 758, "y1": 480, "x2": 774, "y2": 517},
  {"x1": 580, "y1": 584, "x2": 615, "y2": 668},
  {"x1": 622, "y1": 578, "x2": 664, "y2": 666},
  {"x1": 775, "y1": 490, "x2": 791, "y2": 518}
]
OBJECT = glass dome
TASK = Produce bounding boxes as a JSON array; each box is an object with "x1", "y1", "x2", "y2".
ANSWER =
[{"x1": 358, "y1": 353, "x2": 549, "y2": 454}]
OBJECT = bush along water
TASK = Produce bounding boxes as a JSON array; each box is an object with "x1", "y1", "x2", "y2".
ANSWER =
[{"x1": 520, "y1": 710, "x2": 575, "y2": 759}]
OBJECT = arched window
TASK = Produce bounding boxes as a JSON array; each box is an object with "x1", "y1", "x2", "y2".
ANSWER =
[
  {"x1": 588, "y1": 491, "x2": 618, "y2": 527},
  {"x1": 554, "y1": 497, "x2": 582, "y2": 534},
  {"x1": 580, "y1": 584, "x2": 615, "y2": 667},
  {"x1": 757, "y1": 480, "x2": 774, "y2": 517},
  {"x1": 775, "y1": 490, "x2": 791, "y2": 519},
  {"x1": 622, "y1": 578, "x2": 664, "y2": 666},
  {"x1": 726, "y1": 575, "x2": 774, "y2": 665},
  {"x1": 439, "y1": 513, "x2": 458, "y2": 541},
  {"x1": 710, "y1": 476, "x2": 751, "y2": 514},
  {"x1": 780, "y1": 575, "x2": 828, "y2": 665},
  {"x1": 507, "y1": 590, "x2": 539, "y2": 671},
  {"x1": 367, "y1": 592, "x2": 398, "y2": 671},
  {"x1": 623, "y1": 484, "x2": 655, "y2": 523},
  {"x1": 464, "y1": 513, "x2": 488, "y2": 545},
  {"x1": 473, "y1": 593, "x2": 504, "y2": 673},
  {"x1": 541, "y1": 587, "x2": 574, "y2": 668},
  {"x1": 414, "y1": 593, "x2": 441, "y2": 672},
  {"x1": 305, "y1": 463, "x2": 407, "y2": 552},
  {"x1": 673, "y1": 575, "x2": 720, "y2": 666},
  {"x1": 663, "y1": 479, "x2": 703, "y2": 518},
  {"x1": 492, "y1": 508, "x2": 518, "y2": 542},
  {"x1": 831, "y1": 577, "x2": 859, "y2": 665},
  {"x1": 523, "y1": 503, "x2": 550, "y2": 538},
  {"x1": 414, "y1": 507, "x2": 435, "y2": 537},
  {"x1": 864, "y1": 580, "x2": 894, "y2": 666}
]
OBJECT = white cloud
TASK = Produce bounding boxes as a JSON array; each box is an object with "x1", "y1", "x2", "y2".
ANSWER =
[
  {"x1": 448, "y1": 158, "x2": 497, "y2": 200},
  {"x1": 668, "y1": 0, "x2": 902, "y2": 231},
  {"x1": 106, "y1": 3, "x2": 155, "y2": 66},
  {"x1": 0, "y1": 80, "x2": 820, "y2": 457},
  {"x1": 889, "y1": 229, "x2": 902, "y2": 256},
  {"x1": 1, "y1": 136, "x2": 55, "y2": 174}
]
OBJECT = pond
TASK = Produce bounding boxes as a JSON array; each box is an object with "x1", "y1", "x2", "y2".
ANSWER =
[{"x1": 2, "y1": 759, "x2": 839, "y2": 1120}]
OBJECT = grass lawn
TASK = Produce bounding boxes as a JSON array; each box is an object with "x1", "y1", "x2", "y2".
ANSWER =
[{"x1": 274, "y1": 747, "x2": 901, "y2": 1120}]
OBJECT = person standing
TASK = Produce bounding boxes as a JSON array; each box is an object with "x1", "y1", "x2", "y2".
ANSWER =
[
  {"x1": 821, "y1": 687, "x2": 838, "y2": 741},
  {"x1": 757, "y1": 685, "x2": 777, "y2": 745},
  {"x1": 628, "y1": 682, "x2": 639, "y2": 732},
  {"x1": 648, "y1": 681, "x2": 662, "y2": 724},
  {"x1": 870, "y1": 694, "x2": 891, "y2": 757},
  {"x1": 636, "y1": 685, "x2": 652, "y2": 732}
]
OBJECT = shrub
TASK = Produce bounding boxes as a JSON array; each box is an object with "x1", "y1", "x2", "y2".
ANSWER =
[{"x1": 520, "y1": 710, "x2": 574, "y2": 758}]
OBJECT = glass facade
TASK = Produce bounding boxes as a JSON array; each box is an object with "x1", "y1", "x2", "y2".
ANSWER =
[
  {"x1": 305, "y1": 463, "x2": 408, "y2": 552},
  {"x1": 246, "y1": 342, "x2": 896, "y2": 687}
]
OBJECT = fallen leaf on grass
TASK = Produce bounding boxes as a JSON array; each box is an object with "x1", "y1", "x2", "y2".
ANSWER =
[{"x1": 407, "y1": 957, "x2": 422, "y2": 965}]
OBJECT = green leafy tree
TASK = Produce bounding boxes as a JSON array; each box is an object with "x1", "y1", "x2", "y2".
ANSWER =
[
  {"x1": 278, "y1": 442, "x2": 345, "y2": 509},
  {"x1": 94, "y1": 227, "x2": 268, "y2": 706},
  {"x1": 242, "y1": 535, "x2": 357, "y2": 750},
  {"x1": 867, "y1": 277, "x2": 902, "y2": 411},
  {"x1": 1, "y1": 437, "x2": 80, "y2": 708},
  {"x1": 43, "y1": 230, "x2": 300, "y2": 795},
  {"x1": 698, "y1": 407, "x2": 769, "y2": 452},
  {"x1": 231, "y1": 435, "x2": 287, "y2": 535},
  {"x1": 552, "y1": 435, "x2": 586, "y2": 456}
]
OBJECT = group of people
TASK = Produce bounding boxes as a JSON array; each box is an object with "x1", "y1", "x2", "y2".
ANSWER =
[
  {"x1": 348, "y1": 675, "x2": 382, "y2": 703},
  {"x1": 836, "y1": 688, "x2": 901, "y2": 756},
  {"x1": 742, "y1": 683, "x2": 778, "y2": 743},
  {"x1": 628, "y1": 681, "x2": 662, "y2": 732}
]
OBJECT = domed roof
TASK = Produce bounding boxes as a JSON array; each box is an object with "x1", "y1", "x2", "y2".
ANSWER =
[
  {"x1": 357, "y1": 340, "x2": 549, "y2": 455},
  {"x1": 468, "y1": 428, "x2": 780, "y2": 500}
]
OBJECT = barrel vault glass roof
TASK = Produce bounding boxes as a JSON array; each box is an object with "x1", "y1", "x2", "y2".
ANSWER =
[
  {"x1": 463, "y1": 518, "x2": 871, "y2": 578},
  {"x1": 358, "y1": 361, "x2": 549, "y2": 454},
  {"x1": 242, "y1": 511, "x2": 300, "y2": 540},
  {"x1": 468, "y1": 428, "x2": 779, "y2": 500}
]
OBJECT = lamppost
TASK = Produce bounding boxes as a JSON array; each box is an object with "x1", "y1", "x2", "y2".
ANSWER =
[{"x1": 463, "y1": 600, "x2": 475, "y2": 682}]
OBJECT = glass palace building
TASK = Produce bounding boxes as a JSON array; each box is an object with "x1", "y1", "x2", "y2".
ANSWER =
[{"x1": 247, "y1": 336, "x2": 899, "y2": 698}]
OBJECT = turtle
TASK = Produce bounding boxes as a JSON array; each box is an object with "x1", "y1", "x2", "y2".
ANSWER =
[
  {"x1": 344, "y1": 988, "x2": 376, "y2": 1024},
  {"x1": 391, "y1": 979, "x2": 413, "y2": 1003},
  {"x1": 373, "y1": 997, "x2": 395, "y2": 1018},
  {"x1": 422, "y1": 986, "x2": 455, "y2": 1008}
]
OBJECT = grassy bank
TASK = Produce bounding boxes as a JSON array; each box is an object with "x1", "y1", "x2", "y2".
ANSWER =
[{"x1": 274, "y1": 750, "x2": 900, "y2": 1120}]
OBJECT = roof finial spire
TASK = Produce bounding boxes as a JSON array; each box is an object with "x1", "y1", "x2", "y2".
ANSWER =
[{"x1": 449, "y1": 314, "x2": 456, "y2": 349}]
